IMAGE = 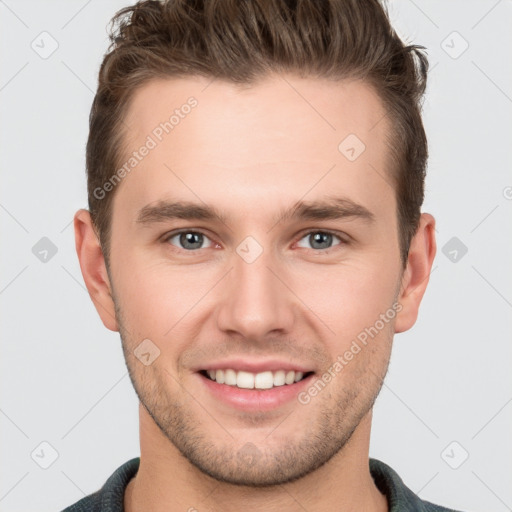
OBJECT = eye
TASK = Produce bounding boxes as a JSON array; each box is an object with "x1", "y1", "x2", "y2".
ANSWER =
[
  {"x1": 296, "y1": 231, "x2": 344, "y2": 251},
  {"x1": 164, "y1": 230, "x2": 215, "y2": 251},
  {"x1": 162, "y1": 229, "x2": 346, "y2": 253}
]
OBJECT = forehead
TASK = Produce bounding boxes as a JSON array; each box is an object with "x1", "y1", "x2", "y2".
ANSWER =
[
  {"x1": 123, "y1": 73, "x2": 389, "y2": 157},
  {"x1": 114, "y1": 74, "x2": 393, "y2": 222}
]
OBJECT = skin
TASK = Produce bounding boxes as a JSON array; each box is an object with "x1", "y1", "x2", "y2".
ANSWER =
[{"x1": 74, "y1": 74, "x2": 436, "y2": 512}]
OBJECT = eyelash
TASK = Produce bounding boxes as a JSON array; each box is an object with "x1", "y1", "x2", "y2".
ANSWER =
[{"x1": 162, "y1": 229, "x2": 348, "y2": 253}]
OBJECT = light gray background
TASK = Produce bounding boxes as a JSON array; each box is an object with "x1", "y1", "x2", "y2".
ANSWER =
[{"x1": 1, "y1": 1, "x2": 511, "y2": 511}]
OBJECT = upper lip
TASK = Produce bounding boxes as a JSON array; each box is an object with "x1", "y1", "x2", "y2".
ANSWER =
[{"x1": 195, "y1": 358, "x2": 314, "y2": 374}]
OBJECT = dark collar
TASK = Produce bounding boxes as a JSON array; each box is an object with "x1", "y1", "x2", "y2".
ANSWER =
[{"x1": 62, "y1": 457, "x2": 462, "y2": 511}]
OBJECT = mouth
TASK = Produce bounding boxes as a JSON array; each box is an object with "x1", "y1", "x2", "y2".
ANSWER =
[
  {"x1": 199, "y1": 369, "x2": 314, "y2": 390},
  {"x1": 196, "y1": 367, "x2": 316, "y2": 411}
]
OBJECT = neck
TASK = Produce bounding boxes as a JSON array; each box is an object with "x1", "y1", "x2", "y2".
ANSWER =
[{"x1": 124, "y1": 404, "x2": 387, "y2": 512}]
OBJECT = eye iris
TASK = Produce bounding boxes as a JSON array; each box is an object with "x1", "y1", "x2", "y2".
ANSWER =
[
  {"x1": 180, "y1": 232, "x2": 203, "y2": 250},
  {"x1": 174, "y1": 232, "x2": 335, "y2": 251},
  {"x1": 310, "y1": 232, "x2": 332, "y2": 250}
]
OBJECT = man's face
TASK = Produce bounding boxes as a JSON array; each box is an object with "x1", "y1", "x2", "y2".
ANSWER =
[{"x1": 107, "y1": 75, "x2": 404, "y2": 485}]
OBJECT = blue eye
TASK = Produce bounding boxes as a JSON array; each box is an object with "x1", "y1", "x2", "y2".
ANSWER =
[
  {"x1": 163, "y1": 229, "x2": 345, "y2": 253},
  {"x1": 165, "y1": 231, "x2": 214, "y2": 251},
  {"x1": 296, "y1": 231, "x2": 343, "y2": 250}
]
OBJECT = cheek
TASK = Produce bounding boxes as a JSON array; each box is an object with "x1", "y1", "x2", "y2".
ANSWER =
[
  {"x1": 112, "y1": 255, "x2": 197, "y2": 338},
  {"x1": 293, "y1": 260, "x2": 398, "y2": 341}
]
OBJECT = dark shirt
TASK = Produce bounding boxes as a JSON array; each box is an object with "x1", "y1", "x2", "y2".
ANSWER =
[{"x1": 61, "y1": 457, "x2": 464, "y2": 511}]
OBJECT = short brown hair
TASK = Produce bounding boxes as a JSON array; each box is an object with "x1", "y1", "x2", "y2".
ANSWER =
[{"x1": 87, "y1": 0, "x2": 429, "y2": 268}]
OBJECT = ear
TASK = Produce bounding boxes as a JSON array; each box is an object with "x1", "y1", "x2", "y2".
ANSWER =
[
  {"x1": 394, "y1": 213, "x2": 436, "y2": 333},
  {"x1": 74, "y1": 209, "x2": 119, "y2": 332}
]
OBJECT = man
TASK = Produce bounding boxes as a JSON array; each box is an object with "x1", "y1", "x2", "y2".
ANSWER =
[{"x1": 63, "y1": 0, "x2": 464, "y2": 510}]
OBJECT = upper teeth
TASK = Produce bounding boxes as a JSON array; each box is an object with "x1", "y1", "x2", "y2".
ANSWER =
[{"x1": 206, "y1": 369, "x2": 305, "y2": 389}]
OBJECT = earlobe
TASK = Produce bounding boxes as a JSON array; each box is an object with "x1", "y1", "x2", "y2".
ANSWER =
[
  {"x1": 73, "y1": 209, "x2": 119, "y2": 332},
  {"x1": 394, "y1": 213, "x2": 437, "y2": 334}
]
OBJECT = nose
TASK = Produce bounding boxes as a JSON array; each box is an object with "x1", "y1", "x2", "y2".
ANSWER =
[{"x1": 215, "y1": 244, "x2": 296, "y2": 341}]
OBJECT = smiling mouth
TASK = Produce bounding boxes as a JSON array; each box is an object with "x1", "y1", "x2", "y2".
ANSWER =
[{"x1": 199, "y1": 369, "x2": 314, "y2": 390}]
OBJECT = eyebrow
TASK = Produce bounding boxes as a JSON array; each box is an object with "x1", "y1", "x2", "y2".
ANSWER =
[{"x1": 135, "y1": 196, "x2": 375, "y2": 227}]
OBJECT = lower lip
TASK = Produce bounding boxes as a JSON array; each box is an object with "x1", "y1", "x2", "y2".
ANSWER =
[{"x1": 198, "y1": 372, "x2": 314, "y2": 411}]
